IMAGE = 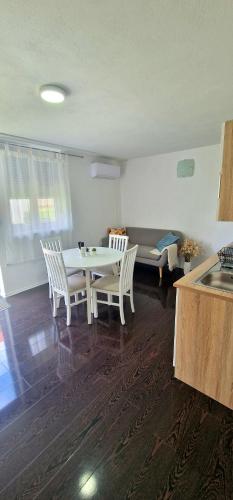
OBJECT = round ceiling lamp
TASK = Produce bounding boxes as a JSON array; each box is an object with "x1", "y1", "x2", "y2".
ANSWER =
[{"x1": 40, "y1": 84, "x2": 66, "y2": 103}]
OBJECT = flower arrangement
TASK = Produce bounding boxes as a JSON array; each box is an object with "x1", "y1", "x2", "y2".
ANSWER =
[{"x1": 180, "y1": 239, "x2": 200, "y2": 262}]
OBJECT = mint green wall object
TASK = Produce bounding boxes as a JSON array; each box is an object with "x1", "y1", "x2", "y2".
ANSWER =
[{"x1": 177, "y1": 159, "x2": 195, "y2": 177}]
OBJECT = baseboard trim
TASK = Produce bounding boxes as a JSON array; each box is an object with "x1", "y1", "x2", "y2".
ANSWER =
[{"x1": 5, "y1": 279, "x2": 49, "y2": 298}]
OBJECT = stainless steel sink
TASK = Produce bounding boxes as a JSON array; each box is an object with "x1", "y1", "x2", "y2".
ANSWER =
[
  {"x1": 196, "y1": 265, "x2": 233, "y2": 293},
  {"x1": 200, "y1": 271, "x2": 233, "y2": 292}
]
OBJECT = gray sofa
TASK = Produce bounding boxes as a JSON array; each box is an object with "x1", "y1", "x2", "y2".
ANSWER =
[{"x1": 102, "y1": 226, "x2": 183, "y2": 281}]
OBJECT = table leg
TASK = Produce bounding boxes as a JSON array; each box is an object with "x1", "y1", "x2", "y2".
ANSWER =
[
  {"x1": 86, "y1": 269, "x2": 92, "y2": 324},
  {"x1": 112, "y1": 263, "x2": 118, "y2": 275}
]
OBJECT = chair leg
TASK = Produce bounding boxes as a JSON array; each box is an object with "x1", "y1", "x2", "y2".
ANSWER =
[
  {"x1": 66, "y1": 301, "x2": 71, "y2": 326},
  {"x1": 53, "y1": 291, "x2": 57, "y2": 317},
  {"x1": 119, "y1": 296, "x2": 125, "y2": 325},
  {"x1": 56, "y1": 295, "x2": 61, "y2": 309},
  {"x1": 108, "y1": 293, "x2": 112, "y2": 305},
  {"x1": 86, "y1": 270, "x2": 92, "y2": 325},
  {"x1": 90, "y1": 290, "x2": 93, "y2": 313},
  {"x1": 130, "y1": 288, "x2": 135, "y2": 313},
  {"x1": 93, "y1": 290, "x2": 98, "y2": 318},
  {"x1": 49, "y1": 280, "x2": 52, "y2": 299},
  {"x1": 81, "y1": 269, "x2": 86, "y2": 292}
]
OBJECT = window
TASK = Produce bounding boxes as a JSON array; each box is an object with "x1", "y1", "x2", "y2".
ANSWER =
[
  {"x1": 28, "y1": 330, "x2": 54, "y2": 356},
  {"x1": 10, "y1": 198, "x2": 56, "y2": 226},
  {"x1": 1, "y1": 145, "x2": 73, "y2": 264},
  {"x1": 38, "y1": 198, "x2": 56, "y2": 223},
  {"x1": 10, "y1": 199, "x2": 30, "y2": 225}
]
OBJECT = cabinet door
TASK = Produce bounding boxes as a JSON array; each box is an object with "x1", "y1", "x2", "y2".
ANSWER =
[
  {"x1": 218, "y1": 120, "x2": 233, "y2": 221},
  {"x1": 175, "y1": 289, "x2": 233, "y2": 409}
]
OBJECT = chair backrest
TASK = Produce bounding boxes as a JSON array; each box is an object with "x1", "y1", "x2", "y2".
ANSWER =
[
  {"x1": 119, "y1": 245, "x2": 138, "y2": 293},
  {"x1": 43, "y1": 248, "x2": 68, "y2": 294},
  {"x1": 40, "y1": 239, "x2": 63, "y2": 283},
  {"x1": 40, "y1": 238, "x2": 62, "y2": 252},
  {"x1": 109, "y1": 234, "x2": 129, "y2": 252}
]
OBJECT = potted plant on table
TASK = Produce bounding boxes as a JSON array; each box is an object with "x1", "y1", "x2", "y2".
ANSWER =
[{"x1": 180, "y1": 239, "x2": 201, "y2": 274}]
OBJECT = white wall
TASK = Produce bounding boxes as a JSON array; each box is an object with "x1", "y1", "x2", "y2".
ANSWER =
[
  {"x1": 68, "y1": 156, "x2": 121, "y2": 247},
  {"x1": 120, "y1": 144, "x2": 233, "y2": 266},
  {"x1": 0, "y1": 155, "x2": 121, "y2": 297}
]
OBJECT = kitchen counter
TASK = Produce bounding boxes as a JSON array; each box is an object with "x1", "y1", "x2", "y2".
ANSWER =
[
  {"x1": 174, "y1": 254, "x2": 233, "y2": 302},
  {"x1": 173, "y1": 253, "x2": 233, "y2": 409}
]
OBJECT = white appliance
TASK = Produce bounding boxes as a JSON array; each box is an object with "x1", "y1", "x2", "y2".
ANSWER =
[{"x1": 90, "y1": 162, "x2": 120, "y2": 179}]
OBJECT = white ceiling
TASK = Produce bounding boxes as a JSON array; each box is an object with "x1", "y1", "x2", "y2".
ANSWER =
[{"x1": 1, "y1": 0, "x2": 233, "y2": 159}]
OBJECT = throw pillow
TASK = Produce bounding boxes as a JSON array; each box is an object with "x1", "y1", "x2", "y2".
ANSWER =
[
  {"x1": 156, "y1": 232, "x2": 179, "y2": 252},
  {"x1": 107, "y1": 227, "x2": 127, "y2": 235}
]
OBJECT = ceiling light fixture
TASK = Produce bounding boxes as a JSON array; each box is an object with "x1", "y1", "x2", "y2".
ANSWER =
[{"x1": 40, "y1": 84, "x2": 66, "y2": 103}]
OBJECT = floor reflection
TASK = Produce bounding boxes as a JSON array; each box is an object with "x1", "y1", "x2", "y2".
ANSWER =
[
  {"x1": 55, "y1": 318, "x2": 130, "y2": 381},
  {"x1": 0, "y1": 303, "x2": 59, "y2": 410},
  {"x1": 79, "y1": 472, "x2": 98, "y2": 498},
  {"x1": 0, "y1": 311, "x2": 30, "y2": 410},
  {"x1": 134, "y1": 281, "x2": 176, "y2": 308},
  {"x1": 0, "y1": 300, "x2": 134, "y2": 409},
  {"x1": 0, "y1": 266, "x2": 178, "y2": 412}
]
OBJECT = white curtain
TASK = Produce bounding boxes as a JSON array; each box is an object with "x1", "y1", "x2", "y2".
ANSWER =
[{"x1": 0, "y1": 145, "x2": 73, "y2": 264}]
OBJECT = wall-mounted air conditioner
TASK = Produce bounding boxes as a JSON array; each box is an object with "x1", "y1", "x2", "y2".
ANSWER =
[{"x1": 90, "y1": 162, "x2": 120, "y2": 179}]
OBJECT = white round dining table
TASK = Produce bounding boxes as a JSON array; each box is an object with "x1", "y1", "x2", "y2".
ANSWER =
[{"x1": 63, "y1": 247, "x2": 123, "y2": 324}]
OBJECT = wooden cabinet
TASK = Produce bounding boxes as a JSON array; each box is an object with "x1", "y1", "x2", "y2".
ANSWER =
[
  {"x1": 218, "y1": 120, "x2": 233, "y2": 221},
  {"x1": 174, "y1": 254, "x2": 233, "y2": 410},
  {"x1": 174, "y1": 288, "x2": 233, "y2": 409}
]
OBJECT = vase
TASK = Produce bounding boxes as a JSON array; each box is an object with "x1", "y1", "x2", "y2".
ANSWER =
[{"x1": 184, "y1": 261, "x2": 191, "y2": 275}]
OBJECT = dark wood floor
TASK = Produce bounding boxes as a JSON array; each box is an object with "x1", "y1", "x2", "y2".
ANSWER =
[{"x1": 0, "y1": 265, "x2": 232, "y2": 499}]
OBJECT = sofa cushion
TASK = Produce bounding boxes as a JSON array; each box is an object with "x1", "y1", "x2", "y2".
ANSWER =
[{"x1": 128, "y1": 242, "x2": 161, "y2": 261}]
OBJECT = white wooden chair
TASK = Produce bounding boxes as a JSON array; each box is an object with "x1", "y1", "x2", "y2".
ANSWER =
[
  {"x1": 109, "y1": 234, "x2": 129, "y2": 252},
  {"x1": 92, "y1": 234, "x2": 129, "y2": 278},
  {"x1": 43, "y1": 248, "x2": 87, "y2": 326},
  {"x1": 91, "y1": 244, "x2": 138, "y2": 325},
  {"x1": 40, "y1": 238, "x2": 80, "y2": 298}
]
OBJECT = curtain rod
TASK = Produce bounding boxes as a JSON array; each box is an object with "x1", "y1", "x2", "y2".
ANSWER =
[{"x1": 0, "y1": 141, "x2": 84, "y2": 159}]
